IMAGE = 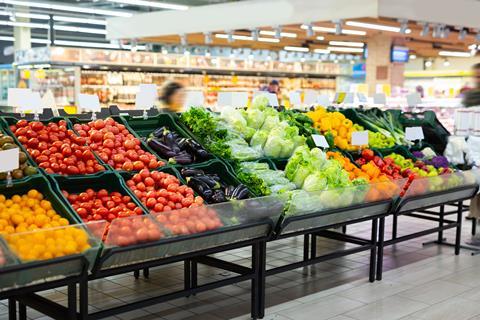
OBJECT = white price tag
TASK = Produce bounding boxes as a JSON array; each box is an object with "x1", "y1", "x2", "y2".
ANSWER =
[
  {"x1": 78, "y1": 94, "x2": 101, "y2": 113},
  {"x1": 41, "y1": 90, "x2": 56, "y2": 109},
  {"x1": 373, "y1": 93, "x2": 386, "y2": 105},
  {"x1": 312, "y1": 134, "x2": 329, "y2": 148},
  {"x1": 317, "y1": 94, "x2": 330, "y2": 107},
  {"x1": 289, "y1": 91, "x2": 301, "y2": 106},
  {"x1": 351, "y1": 131, "x2": 369, "y2": 146},
  {"x1": 8, "y1": 88, "x2": 32, "y2": 107},
  {"x1": 357, "y1": 93, "x2": 368, "y2": 103},
  {"x1": 231, "y1": 92, "x2": 248, "y2": 107},
  {"x1": 20, "y1": 91, "x2": 43, "y2": 113},
  {"x1": 405, "y1": 127, "x2": 424, "y2": 141},
  {"x1": 266, "y1": 93, "x2": 279, "y2": 107},
  {"x1": 343, "y1": 93, "x2": 355, "y2": 104},
  {"x1": 406, "y1": 92, "x2": 422, "y2": 107},
  {"x1": 0, "y1": 148, "x2": 19, "y2": 172},
  {"x1": 135, "y1": 84, "x2": 157, "y2": 110}
]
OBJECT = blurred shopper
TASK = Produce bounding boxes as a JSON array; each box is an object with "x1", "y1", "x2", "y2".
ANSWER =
[
  {"x1": 261, "y1": 79, "x2": 281, "y2": 95},
  {"x1": 415, "y1": 85, "x2": 425, "y2": 98},
  {"x1": 159, "y1": 81, "x2": 185, "y2": 112},
  {"x1": 465, "y1": 63, "x2": 480, "y2": 245},
  {"x1": 463, "y1": 63, "x2": 480, "y2": 107}
]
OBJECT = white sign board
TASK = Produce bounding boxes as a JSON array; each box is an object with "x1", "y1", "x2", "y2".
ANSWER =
[
  {"x1": 135, "y1": 84, "x2": 157, "y2": 110},
  {"x1": 405, "y1": 127, "x2": 424, "y2": 141},
  {"x1": 217, "y1": 92, "x2": 248, "y2": 108},
  {"x1": 183, "y1": 91, "x2": 204, "y2": 108},
  {"x1": 8, "y1": 88, "x2": 31, "y2": 108},
  {"x1": 18, "y1": 92, "x2": 43, "y2": 113},
  {"x1": 317, "y1": 94, "x2": 330, "y2": 107},
  {"x1": 303, "y1": 90, "x2": 317, "y2": 105},
  {"x1": 0, "y1": 148, "x2": 19, "y2": 172},
  {"x1": 351, "y1": 131, "x2": 369, "y2": 146},
  {"x1": 373, "y1": 93, "x2": 387, "y2": 105},
  {"x1": 406, "y1": 92, "x2": 422, "y2": 107},
  {"x1": 312, "y1": 134, "x2": 329, "y2": 148},
  {"x1": 78, "y1": 94, "x2": 101, "y2": 113},
  {"x1": 343, "y1": 93, "x2": 355, "y2": 104},
  {"x1": 289, "y1": 91, "x2": 301, "y2": 106}
]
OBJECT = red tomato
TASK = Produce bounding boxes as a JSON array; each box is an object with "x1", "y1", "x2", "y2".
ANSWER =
[
  {"x1": 146, "y1": 198, "x2": 157, "y2": 208},
  {"x1": 133, "y1": 161, "x2": 144, "y2": 171},
  {"x1": 139, "y1": 154, "x2": 150, "y2": 164},
  {"x1": 103, "y1": 139, "x2": 114, "y2": 148},
  {"x1": 124, "y1": 140, "x2": 136, "y2": 150},
  {"x1": 126, "y1": 150, "x2": 138, "y2": 161},
  {"x1": 27, "y1": 138, "x2": 39, "y2": 148}
]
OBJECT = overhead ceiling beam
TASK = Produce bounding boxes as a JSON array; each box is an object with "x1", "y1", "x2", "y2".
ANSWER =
[{"x1": 106, "y1": 0, "x2": 378, "y2": 39}]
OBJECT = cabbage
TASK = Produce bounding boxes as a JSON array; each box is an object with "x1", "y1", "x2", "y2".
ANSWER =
[
  {"x1": 261, "y1": 115, "x2": 281, "y2": 132},
  {"x1": 292, "y1": 135, "x2": 307, "y2": 149},
  {"x1": 263, "y1": 136, "x2": 284, "y2": 158},
  {"x1": 303, "y1": 172, "x2": 328, "y2": 192},
  {"x1": 285, "y1": 190, "x2": 324, "y2": 216},
  {"x1": 252, "y1": 95, "x2": 269, "y2": 109},
  {"x1": 250, "y1": 130, "x2": 269, "y2": 149},
  {"x1": 319, "y1": 189, "x2": 343, "y2": 209},
  {"x1": 279, "y1": 143, "x2": 295, "y2": 158},
  {"x1": 246, "y1": 108, "x2": 266, "y2": 129},
  {"x1": 292, "y1": 166, "x2": 312, "y2": 188}
]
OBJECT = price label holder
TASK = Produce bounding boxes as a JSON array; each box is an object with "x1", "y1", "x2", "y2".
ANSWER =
[
  {"x1": 405, "y1": 127, "x2": 424, "y2": 145},
  {"x1": 373, "y1": 93, "x2": 386, "y2": 105},
  {"x1": 135, "y1": 84, "x2": 157, "y2": 119},
  {"x1": 312, "y1": 134, "x2": 329, "y2": 149},
  {"x1": 334, "y1": 92, "x2": 346, "y2": 104},
  {"x1": 406, "y1": 92, "x2": 422, "y2": 107},
  {"x1": 303, "y1": 90, "x2": 317, "y2": 106},
  {"x1": 317, "y1": 94, "x2": 331, "y2": 108},
  {"x1": 79, "y1": 94, "x2": 101, "y2": 120},
  {"x1": 351, "y1": 131, "x2": 369, "y2": 153},
  {"x1": 0, "y1": 148, "x2": 19, "y2": 187}
]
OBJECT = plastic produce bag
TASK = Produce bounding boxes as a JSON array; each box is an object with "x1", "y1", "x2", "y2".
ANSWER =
[
  {"x1": 444, "y1": 136, "x2": 467, "y2": 164},
  {"x1": 466, "y1": 136, "x2": 480, "y2": 166}
]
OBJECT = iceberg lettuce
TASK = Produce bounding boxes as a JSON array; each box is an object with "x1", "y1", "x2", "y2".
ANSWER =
[
  {"x1": 303, "y1": 172, "x2": 328, "y2": 192},
  {"x1": 250, "y1": 130, "x2": 269, "y2": 150}
]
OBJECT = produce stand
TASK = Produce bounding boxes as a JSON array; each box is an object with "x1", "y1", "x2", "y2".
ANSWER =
[{"x1": 376, "y1": 172, "x2": 479, "y2": 280}]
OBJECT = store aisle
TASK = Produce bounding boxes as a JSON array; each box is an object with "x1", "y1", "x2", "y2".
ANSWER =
[{"x1": 2, "y1": 208, "x2": 479, "y2": 320}]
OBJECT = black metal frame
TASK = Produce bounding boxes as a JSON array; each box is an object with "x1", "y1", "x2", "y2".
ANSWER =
[{"x1": 376, "y1": 185, "x2": 479, "y2": 281}]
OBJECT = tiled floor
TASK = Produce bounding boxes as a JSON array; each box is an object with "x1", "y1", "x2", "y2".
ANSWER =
[{"x1": 2, "y1": 205, "x2": 480, "y2": 320}]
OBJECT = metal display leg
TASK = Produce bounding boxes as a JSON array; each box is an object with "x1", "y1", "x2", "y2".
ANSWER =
[
  {"x1": 472, "y1": 218, "x2": 477, "y2": 236},
  {"x1": 8, "y1": 298, "x2": 16, "y2": 320},
  {"x1": 184, "y1": 260, "x2": 191, "y2": 292},
  {"x1": 252, "y1": 242, "x2": 266, "y2": 320},
  {"x1": 310, "y1": 234, "x2": 317, "y2": 260},
  {"x1": 68, "y1": 283, "x2": 77, "y2": 319},
  {"x1": 143, "y1": 268, "x2": 150, "y2": 279},
  {"x1": 392, "y1": 213, "x2": 398, "y2": 240},
  {"x1": 423, "y1": 205, "x2": 447, "y2": 245},
  {"x1": 18, "y1": 302, "x2": 26, "y2": 320},
  {"x1": 455, "y1": 201, "x2": 464, "y2": 255},
  {"x1": 303, "y1": 234, "x2": 310, "y2": 261},
  {"x1": 133, "y1": 270, "x2": 140, "y2": 279},
  {"x1": 79, "y1": 272, "x2": 88, "y2": 320},
  {"x1": 369, "y1": 218, "x2": 378, "y2": 283},
  {"x1": 376, "y1": 217, "x2": 385, "y2": 281}
]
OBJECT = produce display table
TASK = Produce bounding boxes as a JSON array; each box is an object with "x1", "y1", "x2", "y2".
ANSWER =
[{"x1": 376, "y1": 173, "x2": 479, "y2": 280}]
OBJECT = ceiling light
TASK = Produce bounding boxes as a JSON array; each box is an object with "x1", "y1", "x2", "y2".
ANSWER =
[
  {"x1": 425, "y1": 60, "x2": 432, "y2": 68},
  {"x1": 54, "y1": 39, "x2": 145, "y2": 50},
  {"x1": 409, "y1": 54, "x2": 417, "y2": 60},
  {"x1": 345, "y1": 21, "x2": 403, "y2": 33},
  {"x1": 316, "y1": 36, "x2": 325, "y2": 41},
  {"x1": 327, "y1": 46, "x2": 364, "y2": 53},
  {"x1": 258, "y1": 37, "x2": 279, "y2": 43},
  {"x1": 284, "y1": 46, "x2": 309, "y2": 52},
  {"x1": 259, "y1": 30, "x2": 296, "y2": 38},
  {"x1": 54, "y1": 25, "x2": 107, "y2": 34},
  {"x1": 0, "y1": 20, "x2": 48, "y2": 29},
  {"x1": 204, "y1": 32, "x2": 212, "y2": 44},
  {"x1": 438, "y1": 50, "x2": 471, "y2": 57},
  {"x1": 459, "y1": 28, "x2": 467, "y2": 40},
  {"x1": 161, "y1": 47, "x2": 168, "y2": 55},
  {"x1": 300, "y1": 24, "x2": 366, "y2": 36},
  {"x1": 313, "y1": 48, "x2": 330, "y2": 54},
  {"x1": 420, "y1": 22, "x2": 429, "y2": 37},
  {"x1": 443, "y1": 59, "x2": 450, "y2": 67},
  {"x1": 107, "y1": 0, "x2": 188, "y2": 10},
  {"x1": 329, "y1": 41, "x2": 364, "y2": 47},
  {"x1": 0, "y1": 0, "x2": 132, "y2": 17},
  {"x1": 306, "y1": 23, "x2": 314, "y2": 37},
  {"x1": 53, "y1": 16, "x2": 106, "y2": 25},
  {"x1": 468, "y1": 44, "x2": 478, "y2": 50},
  {"x1": 251, "y1": 29, "x2": 259, "y2": 41}
]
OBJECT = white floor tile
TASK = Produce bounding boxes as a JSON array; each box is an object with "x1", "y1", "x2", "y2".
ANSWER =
[
  {"x1": 397, "y1": 279, "x2": 471, "y2": 304},
  {"x1": 338, "y1": 280, "x2": 413, "y2": 304},
  {"x1": 345, "y1": 295, "x2": 428, "y2": 320},
  {"x1": 409, "y1": 297, "x2": 480, "y2": 320},
  {"x1": 281, "y1": 295, "x2": 364, "y2": 320}
]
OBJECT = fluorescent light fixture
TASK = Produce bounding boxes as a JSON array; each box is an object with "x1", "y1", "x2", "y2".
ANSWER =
[
  {"x1": 345, "y1": 21, "x2": 406, "y2": 33},
  {"x1": 54, "y1": 39, "x2": 145, "y2": 50},
  {"x1": 215, "y1": 33, "x2": 279, "y2": 43},
  {"x1": 0, "y1": 11, "x2": 49, "y2": 19},
  {"x1": 313, "y1": 48, "x2": 330, "y2": 54},
  {"x1": 425, "y1": 60, "x2": 432, "y2": 68},
  {"x1": 300, "y1": 24, "x2": 366, "y2": 36},
  {"x1": 316, "y1": 36, "x2": 325, "y2": 40},
  {"x1": 259, "y1": 30, "x2": 297, "y2": 38},
  {"x1": 53, "y1": 16, "x2": 106, "y2": 25},
  {"x1": 0, "y1": 20, "x2": 48, "y2": 28},
  {"x1": 409, "y1": 54, "x2": 417, "y2": 60},
  {"x1": 33, "y1": 64, "x2": 51, "y2": 68},
  {"x1": 54, "y1": 25, "x2": 107, "y2": 35},
  {"x1": 284, "y1": 46, "x2": 309, "y2": 52},
  {"x1": 443, "y1": 59, "x2": 450, "y2": 67},
  {"x1": 329, "y1": 41, "x2": 364, "y2": 47},
  {"x1": 107, "y1": 0, "x2": 188, "y2": 10},
  {"x1": 0, "y1": 0, "x2": 132, "y2": 17},
  {"x1": 468, "y1": 44, "x2": 478, "y2": 50},
  {"x1": 438, "y1": 50, "x2": 472, "y2": 57},
  {"x1": 327, "y1": 46, "x2": 364, "y2": 53}
]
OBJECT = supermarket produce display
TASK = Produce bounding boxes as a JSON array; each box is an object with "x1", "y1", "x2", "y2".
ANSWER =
[{"x1": 0, "y1": 104, "x2": 478, "y2": 320}]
